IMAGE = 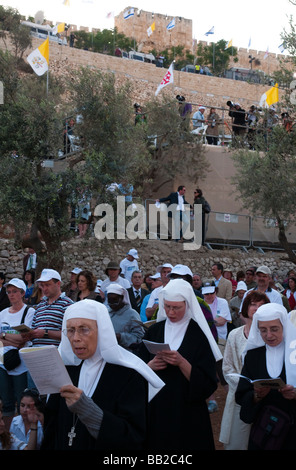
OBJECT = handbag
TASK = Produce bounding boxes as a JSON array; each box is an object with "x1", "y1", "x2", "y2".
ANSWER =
[
  {"x1": 3, "y1": 306, "x2": 30, "y2": 371},
  {"x1": 250, "y1": 404, "x2": 292, "y2": 450},
  {"x1": 203, "y1": 200, "x2": 211, "y2": 214}
]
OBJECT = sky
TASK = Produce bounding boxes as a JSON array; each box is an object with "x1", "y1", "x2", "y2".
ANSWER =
[{"x1": 2, "y1": 0, "x2": 296, "y2": 54}]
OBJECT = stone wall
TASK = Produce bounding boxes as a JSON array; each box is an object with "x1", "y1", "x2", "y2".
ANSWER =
[
  {"x1": 3, "y1": 36, "x2": 284, "y2": 111},
  {"x1": 2, "y1": 237, "x2": 294, "y2": 286}
]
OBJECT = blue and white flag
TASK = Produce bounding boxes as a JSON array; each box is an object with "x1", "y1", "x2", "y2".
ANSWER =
[
  {"x1": 278, "y1": 43, "x2": 285, "y2": 53},
  {"x1": 166, "y1": 18, "x2": 175, "y2": 31},
  {"x1": 124, "y1": 8, "x2": 134, "y2": 20},
  {"x1": 205, "y1": 26, "x2": 214, "y2": 36}
]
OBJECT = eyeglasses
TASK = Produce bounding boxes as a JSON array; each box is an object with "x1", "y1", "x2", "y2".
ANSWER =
[
  {"x1": 164, "y1": 304, "x2": 185, "y2": 312},
  {"x1": 62, "y1": 327, "x2": 95, "y2": 338}
]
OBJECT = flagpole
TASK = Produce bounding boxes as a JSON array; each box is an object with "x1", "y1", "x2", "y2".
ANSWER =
[{"x1": 46, "y1": 31, "x2": 49, "y2": 96}]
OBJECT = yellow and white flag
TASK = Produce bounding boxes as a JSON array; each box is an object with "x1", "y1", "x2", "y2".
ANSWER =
[
  {"x1": 225, "y1": 39, "x2": 233, "y2": 49},
  {"x1": 27, "y1": 37, "x2": 49, "y2": 76},
  {"x1": 52, "y1": 23, "x2": 65, "y2": 35},
  {"x1": 259, "y1": 83, "x2": 279, "y2": 108},
  {"x1": 147, "y1": 22, "x2": 155, "y2": 37}
]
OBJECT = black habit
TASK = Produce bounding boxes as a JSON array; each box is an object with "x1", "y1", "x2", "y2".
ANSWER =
[
  {"x1": 138, "y1": 318, "x2": 217, "y2": 451},
  {"x1": 41, "y1": 362, "x2": 147, "y2": 450},
  {"x1": 235, "y1": 346, "x2": 296, "y2": 450}
]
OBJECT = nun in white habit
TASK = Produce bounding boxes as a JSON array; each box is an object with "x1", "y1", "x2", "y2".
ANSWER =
[
  {"x1": 236, "y1": 303, "x2": 296, "y2": 450},
  {"x1": 138, "y1": 278, "x2": 222, "y2": 451},
  {"x1": 41, "y1": 299, "x2": 164, "y2": 451}
]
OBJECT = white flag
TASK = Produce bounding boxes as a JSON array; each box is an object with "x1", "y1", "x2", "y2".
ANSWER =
[
  {"x1": 124, "y1": 8, "x2": 134, "y2": 19},
  {"x1": 205, "y1": 26, "x2": 214, "y2": 36},
  {"x1": 27, "y1": 37, "x2": 49, "y2": 76},
  {"x1": 155, "y1": 62, "x2": 174, "y2": 96},
  {"x1": 166, "y1": 18, "x2": 175, "y2": 31},
  {"x1": 264, "y1": 46, "x2": 269, "y2": 59},
  {"x1": 278, "y1": 43, "x2": 285, "y2": 53}
]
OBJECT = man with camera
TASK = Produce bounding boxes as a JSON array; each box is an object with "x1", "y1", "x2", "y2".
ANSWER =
[{"x1": 227, "y1": 101, "x2": 247, "y2": 143}]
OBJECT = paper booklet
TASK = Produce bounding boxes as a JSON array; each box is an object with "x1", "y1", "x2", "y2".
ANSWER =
[
  {"x1": 227, "y1": 373, "x2": 286, "y2": 389},
  {"x1": 143, "y1": 340, "x2": 171, "y2": 354},
  {"x1": 20, "y1": 345, "x2": 73, "y2": 395},
  {"x1": 13, "y1": 324, "x2": 33, "y2": 334}
]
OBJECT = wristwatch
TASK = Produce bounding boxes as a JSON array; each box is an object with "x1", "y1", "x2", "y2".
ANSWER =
[{"x1": 43, "y1": 329, "x2": 49, "y2": 339}]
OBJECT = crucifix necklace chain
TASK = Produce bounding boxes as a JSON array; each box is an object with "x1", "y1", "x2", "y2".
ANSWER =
[{"x1": 68, "y1": 415, "x2": 79, "y2": 447}]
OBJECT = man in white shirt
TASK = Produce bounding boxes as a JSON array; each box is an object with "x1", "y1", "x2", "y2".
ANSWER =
[
  {"x1": 120, "y1": 249, "x2": 139, "y2": 284},
  {"x1": 100, "y1": 261, "x2": 130, "y2": 305},
  {"x1": 240, "y1": 265, "x2": 283, "y2": 312},
  {"x1": 145, "y1": 263, "x2": 173, "y2": 319}
]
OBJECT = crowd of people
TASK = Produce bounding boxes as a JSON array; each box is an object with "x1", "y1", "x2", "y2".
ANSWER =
[
  {"x1": 175, "y1": 95, "x2": 294, "y2": 148},
  {"x1": 1, "y1": 252, "x2": 296, "y2": 451}
]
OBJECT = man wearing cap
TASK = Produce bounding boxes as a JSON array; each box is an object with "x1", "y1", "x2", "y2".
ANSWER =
[
  {"x1": 100, "y1": 261, "x2": 130, "y2": 304},
  {"x1": 120, "y1": 249, "x2": 139, "y2": 284},
  {"x1": 140, "y1": 273, "x2": 162, "y2": 322},
  {"x1": 107, "y1": 284, "x2": 144, "y2": 351},
  {"x1": 28, "y1": 269, "x2": 74, "y2": 347},
  {"x1": 192, "y1": 106, "x2": 206, "y2": 129},
  {"x1": 245, "y1": 267, "x2": 257, "y2": 290},
  {"x1": 145, "y1": 264, "x2": 173, "y2": 320},
  {"x1": 211, "y1": 263, "x2": 232, "y2": 303},
  {"x1": 127, "y1": 271, "x2": 149, "y2": 314},
  {"x1": 62, "y1": 267, "x2": 82, "y2": 300},
  {"x1": 240, "y1": 266, "x2": 283, "y2": 312}
]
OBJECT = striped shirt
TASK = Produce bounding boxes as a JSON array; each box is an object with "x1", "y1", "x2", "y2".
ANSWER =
[{"x1": 31, "y1": 293, "x2": 74, "y2": 347}]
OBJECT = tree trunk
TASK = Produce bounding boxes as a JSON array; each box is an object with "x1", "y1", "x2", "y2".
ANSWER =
[{"x1": 277, "y1": 217, "x2": 296, "y2": 265}]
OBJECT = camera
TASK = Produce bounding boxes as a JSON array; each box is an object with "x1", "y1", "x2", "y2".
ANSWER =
[{"x1": 227, "y1": 100, "x2": 234, "y2": 108}]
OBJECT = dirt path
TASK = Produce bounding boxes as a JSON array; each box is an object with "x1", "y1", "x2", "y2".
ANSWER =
[{"x1": 209, "y1": 384, "x2": 228, "y2": 451}]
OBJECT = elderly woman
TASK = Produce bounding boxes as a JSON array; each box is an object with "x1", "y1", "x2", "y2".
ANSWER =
[
  {"x1": 0, "y1": 279, "x2": 35, "y2": 429},
  {"x1": 219, "y1": 291, "x2": 270, "y2": 450},
  {"x1": 138, "y1": 279, "x2": 222, "y2": 451},
  {"x1": 41, "y1": 299, "x2": 164, "y2": 450},
  {"x1": 235, "y1": 303, "x2": 296, "y2": 450},
  {"x1": 107, "y1": 283, "x2": 144, "y2": 351}
]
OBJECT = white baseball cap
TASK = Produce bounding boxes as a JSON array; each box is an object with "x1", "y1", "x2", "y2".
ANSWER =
[
  {"x1": 71, "y1": 268, "x2": 82, "y2": 275},
  {"x1": 156, "y1": 263, "x2": 173, "y2": 273},
  {"x1": 168, "y1": 264, "x2": 193, "y2": 278},
  {"x1": 127, "y1": 249, "x2": 139, "y2": 259},
  {"x1": 236, "y1": 281, "x2": 247, "y2": 292},
  {"x1": 6, "y1": 278, "x2": 26, "y2": 291},
  {"x1": 37, "y1": 269, "x2": 61, "y2": 282},
  {"x1": 149, "y1": 273, "x2": 161, "y2": 279}
]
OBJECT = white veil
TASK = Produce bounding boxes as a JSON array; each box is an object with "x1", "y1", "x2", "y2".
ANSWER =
[
  {"x1": 157, "y1": 279, "x2": 222, "y2": 361},
  {"x1": 58, "y1": 299, "x2": 164, "y2": 400}
]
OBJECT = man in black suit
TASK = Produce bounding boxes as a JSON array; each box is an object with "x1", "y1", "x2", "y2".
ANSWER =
[
  {"x1": 156, "y1": 185, "x2": 190, "y2": 241},
  {"x1": 127, "y1": 271, "x2": 149, "y2": 314}
]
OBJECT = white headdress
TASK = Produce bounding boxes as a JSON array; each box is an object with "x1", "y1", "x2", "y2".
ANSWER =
[
  {"x1": 157, "y1": 279, "x2": 222, "y2": 361},
  {"x1": 58, "y1": 299, "x2": 164, "y2": 400},
  {"x1": 243, "y1": 303, "x2": 296, "y2": 382}
]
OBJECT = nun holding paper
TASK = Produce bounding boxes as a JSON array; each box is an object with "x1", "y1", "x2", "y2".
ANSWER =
[
  {"x1": 235, "y1": 303, "x2": 296, "y2": 450},
  {"x1": 138, "y1": 278, "x2": 222, "y2": 451},
  {"x1": 40, "y1": 299, "x2": 164, "y2": 451}
]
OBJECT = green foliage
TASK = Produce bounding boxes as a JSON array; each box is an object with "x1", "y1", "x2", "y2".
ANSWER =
[
  {"x1": 0, "y1": 5, "x2": 31, "y2": 57},
  {"x1": 196, "y1": 39, "x2": 238, "y2": 76},
  {"x1": 71, "y1": 27, "x2": 135, "y2": 55},
  {"x1": 231, "y1": 125, "x2": 296, "y2": 224}
]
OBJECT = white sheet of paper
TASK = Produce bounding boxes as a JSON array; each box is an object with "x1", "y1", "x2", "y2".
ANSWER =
[
  {"x1": 20, "y1": 345, "x2": 73, "y2": 394},
  {"x1": 143, "y1": 340, "x2": 170, "y2": 354}
]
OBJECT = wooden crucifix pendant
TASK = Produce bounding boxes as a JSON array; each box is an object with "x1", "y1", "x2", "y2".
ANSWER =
[{"x1": 68, "y1": 426, "x2": 76, "y2": 446}]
